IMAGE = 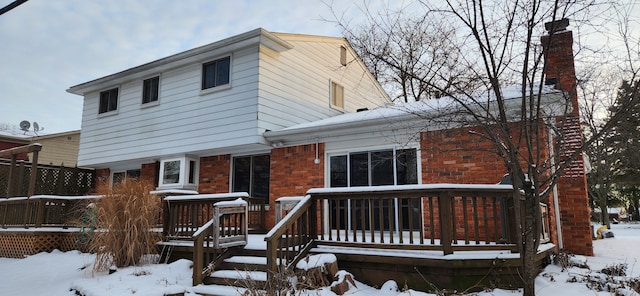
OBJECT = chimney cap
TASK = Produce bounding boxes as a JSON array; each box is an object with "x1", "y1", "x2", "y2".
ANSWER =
[{"x1": 545, "y1": 18, "x2": 570, "y2": 34}]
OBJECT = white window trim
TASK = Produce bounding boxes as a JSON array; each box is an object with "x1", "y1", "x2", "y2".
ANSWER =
[
  {"x1": 97, "y1": 86, "x2": 120, "y2": 118},
  {"x1": 199, "y1": 55, "x2": 233, "y2": 96},
  {"x1": 158, "y1": 156, "x2": 199, "y2": 189},
  {"x1": 141, "y1": 75, "x2": 161, "y2": 108},
  {"x1": 324, "y1": 144, "x2": 422, "y2": 188},
  {"x1": 329, "y1": 79, "x2": 345, "y2": 111}
]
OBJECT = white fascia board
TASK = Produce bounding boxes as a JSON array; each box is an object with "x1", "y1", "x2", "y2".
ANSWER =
[
  {"x1": 67, "y1": 28, "x2": 292, "y2": 96},
  {"x1": 264, "y1": 89, "x2": 568, "y2": 145}
]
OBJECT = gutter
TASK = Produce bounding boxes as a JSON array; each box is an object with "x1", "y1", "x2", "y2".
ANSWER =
[{"x1": 67, "y1": 28, "x2": 293, "y2": 96}]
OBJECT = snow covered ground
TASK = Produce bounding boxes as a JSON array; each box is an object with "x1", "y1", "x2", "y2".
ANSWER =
[{"x1": 1, "y1": 223, "x2": 640, "y2": 296}]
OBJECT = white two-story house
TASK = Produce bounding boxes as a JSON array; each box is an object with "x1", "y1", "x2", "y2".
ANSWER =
[
  {"x1": 67, "y1": 28, "x2": 390, "y2": 199},
  {"x1": 68, "y1": 24, "x2": 592, "y2": 257}
]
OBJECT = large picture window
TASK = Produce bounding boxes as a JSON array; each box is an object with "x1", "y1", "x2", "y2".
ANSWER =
[
  {"x1": 329, "y1": 148, "x2": 418, "y2": 187},
  {"x1": 232, "y1": 155, "x2": 270, "y2": 202},
  {"x1": 202, "y1": 56, "x2": 231, "y2": 90},
  {"x1": 99, "y1": 88, "x2": 118, "y2": 114},
  {"x1": 329, "y1": 148, "x2": 419, "y2": 231}
]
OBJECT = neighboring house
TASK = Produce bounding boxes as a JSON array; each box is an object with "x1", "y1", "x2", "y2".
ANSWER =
[
  {"x1": 0, "y1": 129, "x2": 80, "y2": 166},
  {"x1": 0, "y1": 130, "x2": 30, "y2": 161},
  {"x1": 67, "y1": 24, "x2": 592, "y2": 257}
]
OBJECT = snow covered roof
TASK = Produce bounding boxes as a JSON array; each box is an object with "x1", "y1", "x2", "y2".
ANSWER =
[{"x1": 264, "y1": 85, "x2": 565, "y2": 143}]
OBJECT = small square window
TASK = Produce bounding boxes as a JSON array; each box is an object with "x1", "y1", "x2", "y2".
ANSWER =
[
  {"x1": 331, "y1": 81, "x2": 344, "y2": 109},
  {"x1": 158, "y1": 157, "x2": 199, "y2": 189},
  {"x1": 162, "y1": 160, "x2": 181, "y2": 185},
  {"x1": 99, "y1": 88, "x2": 118, "y2": 114},
  {"x1": 142, "y1": 76, "x2": 159, "y2": 104},
  {"x1": 202, "y1": 56, "x2": 231, "y2": 90}
]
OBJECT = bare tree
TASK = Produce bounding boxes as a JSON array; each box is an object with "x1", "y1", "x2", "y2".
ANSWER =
[{"x1": 329, "y1": 1, "x2": 640, "y2": 295}]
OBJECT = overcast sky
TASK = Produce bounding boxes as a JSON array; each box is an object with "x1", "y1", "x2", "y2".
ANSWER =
[
  {"x1": 0, "y1": 0, "x2": 405, "y2": 134},
  {"x1": 1, "y1": 1, "x2": 637, "y2": 134}
]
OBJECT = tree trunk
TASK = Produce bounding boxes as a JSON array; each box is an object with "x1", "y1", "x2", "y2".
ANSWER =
[{"x1": 522, "y1": 184, "x2": 541, "y2": 296}]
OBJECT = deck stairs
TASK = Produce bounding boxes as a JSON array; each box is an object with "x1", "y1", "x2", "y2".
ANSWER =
[{"x1": 159, "y1": 236, "x2": 280, "y2": 296}]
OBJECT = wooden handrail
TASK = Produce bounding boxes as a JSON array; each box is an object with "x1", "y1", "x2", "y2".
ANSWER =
[
  {"x1": 192, "y1": 199, "x2": 248, "y2": 285},
  {"x1": 163, "y1": 192, "x2": 265, "y2": 239},
  {"x1": 264, "y1": 195, "x2": 315, "y2": 275},
  {"x1": 264, "y1": 184, "x2": 528, "y2": 282},
  {"x1": 0, "y1": 195, "x2": 101, "y2": 229}
]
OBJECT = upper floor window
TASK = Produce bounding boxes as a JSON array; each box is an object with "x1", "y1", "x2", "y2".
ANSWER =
[
  {"x1": 331, "y1": 81, "x2": 344, "y2": 109},
  {"x1": 202, "y1": 56, "x2": 231, "y2": 90},
  {"x1": 158, "y1": 156, "x2": 199, "y2": 190},
  {"x1": 99, "y1": 88, "x2": 118, "y2": 114},
  {"x1": 232, "y1": 154, "x2": 270, "y2": 202},
  {"x1": 142, "y1": 76, "x2": 159, "y2": 104}
]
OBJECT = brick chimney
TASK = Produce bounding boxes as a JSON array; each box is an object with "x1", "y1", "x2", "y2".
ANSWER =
[
  {"x1": 541, "y1": 19, "x2": 593, "y2": 256},
  {"x1": 541, "y1": 18, "x2": 579, "y2": 114}
]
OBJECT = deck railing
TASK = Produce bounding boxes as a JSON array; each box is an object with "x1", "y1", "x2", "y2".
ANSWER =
[
  {"x1": 0, "y1": 195, "x2": 100, "y2": 228},
  {"x1": 265, "y1": 184, "x2": 526, "y2": 276},
  {"x1": 192, "y1": 198, "x2": 248, "y2": 285},
  {"x1": 162, "y1": 192, "x2": 265, "y2": 239}
]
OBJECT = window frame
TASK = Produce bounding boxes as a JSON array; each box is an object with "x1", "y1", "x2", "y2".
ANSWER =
[
  {"x1": 327, "y1": 146, "x2": 421, "y2": 232},
  {"x1": 201, "y1": 55, "x2": 232, "y2": 92},
  {"x1": 158, "y1": 156, "x2": 199, "y2": 189},
  {"x1": 231, "y1": 154, "x2": 270, "y2": 203},
  {"x1": 111, "y1": 169, "x2": 141, "y2": 187},
  {"x1": 142, "y1": 76, "x2": 160, "y2": 106},
  {"x1": 330, "y1": 80, "x2": 344, "y2": 110},
  {"x1": 328, "y1": 147, "x2": 419, "y2": 188},
  {"x1": 98, "y1": 87, "x2": 119, "y2": 115}
]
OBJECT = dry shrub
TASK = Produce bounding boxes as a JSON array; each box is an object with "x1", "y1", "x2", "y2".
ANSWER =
[{"x1": 91, "y1": 178, "x2": 161, "y2": 272}]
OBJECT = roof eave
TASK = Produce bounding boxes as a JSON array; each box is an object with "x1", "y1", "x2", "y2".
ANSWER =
[{"x1": 67, "y1": 28, "x2": 293, "y2": 96}]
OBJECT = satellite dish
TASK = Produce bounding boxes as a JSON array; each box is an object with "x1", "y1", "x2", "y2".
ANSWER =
[
  {"x1": 19, "y1": 120, "x2": 30, "y2": 132},
  {"x1": 33, "y1": 121, "x2": 43, "y2": 135}
]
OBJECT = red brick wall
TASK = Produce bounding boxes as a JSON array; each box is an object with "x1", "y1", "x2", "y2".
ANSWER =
[
  {"x1": 420, "y1": 125, "x2": 561, "y2": 246},
  {"x1": 198, "y1": 155, "x2": 231, "y2": 194},
  {"x1": 140, "y1": 162, "x2": 158, "y2": 188},
  {"x1": 421, "y1": 127, "x2": 506, "y2": 184},
  {"x1": 269, "y1": 144, "x2": 324, "y2": 228},
  {"x1": 94, "y1": 168, "x2": 110, "y2": 193}
]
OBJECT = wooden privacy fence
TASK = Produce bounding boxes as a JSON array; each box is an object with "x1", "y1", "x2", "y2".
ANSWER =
[
  {"x1": 0, "y1": 195, "x2": 101, "y2": 229},
  {"x1": 0, "y1": 160, "x2": 95, "y2": 198},
  {"x1": 265, "y1": 184, "x2": 531, "y2": 277}
]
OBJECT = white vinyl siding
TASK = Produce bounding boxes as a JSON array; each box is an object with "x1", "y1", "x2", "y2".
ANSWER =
[
  {"x1": 78, "y1": 47, "x2": 261, "y2": 167},
  {"x1": 256, "y1": 35, "x2": 389, "y2": 133},
  {"x1": 76, "y1": 32, "x2": 390, "y2": 168}
]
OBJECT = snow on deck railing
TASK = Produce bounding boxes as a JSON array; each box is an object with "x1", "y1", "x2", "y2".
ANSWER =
[
  {"x1": 264, "y1": 184, "x2": 526, "y2": 282},
  {"x1": 163, "y1": 192, "x2": 249, "y2": 201},
  {"x1": 305, "y1": 183, "x2": 515, "y2": 194},
  {"x1": 0, "y1": 195, "x2": 102, "y2": 202},
  {"x1": 0, "y1": 195, "x2": 101, "y2": 228}
]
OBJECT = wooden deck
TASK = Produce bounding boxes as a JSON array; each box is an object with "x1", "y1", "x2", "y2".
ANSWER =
[{"x1": 0, "y1": 184, "x2": 556, "y2": 292}]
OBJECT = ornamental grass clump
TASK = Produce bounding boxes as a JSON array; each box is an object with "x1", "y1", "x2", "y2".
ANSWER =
[{"x1": 91, "y1": 179, "x2": 161, "y2": 272}]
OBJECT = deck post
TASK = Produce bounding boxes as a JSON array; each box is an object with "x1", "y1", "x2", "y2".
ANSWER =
[
  {"x1": 439, "y1": 191, "x2": 454, "y2": 255},
  {"x1": 28, "y1": 150, "x2": 39, "y2": 197},
  {"x1": 6, "y1": 155, "x2": 16, "y2": 197}
]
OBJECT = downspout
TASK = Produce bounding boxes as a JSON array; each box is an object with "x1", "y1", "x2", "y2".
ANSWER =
[{"x1": 549, "y1": 128, "x2": 563, "y2": 249}]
